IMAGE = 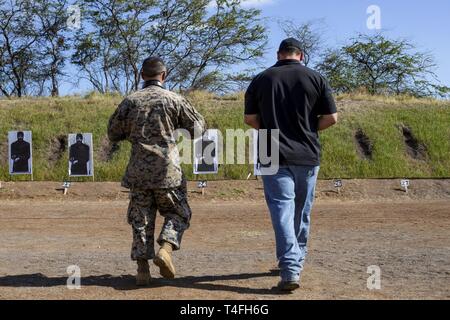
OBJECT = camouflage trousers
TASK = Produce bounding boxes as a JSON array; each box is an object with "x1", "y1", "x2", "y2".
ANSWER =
[{"x1": 127, "y1": 180, "x2": 192, "y2": 261}]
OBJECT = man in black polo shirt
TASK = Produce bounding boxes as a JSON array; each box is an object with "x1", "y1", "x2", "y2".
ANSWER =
[{"x1": 244, "y1": 38, "x2": 338, "y2": 291}]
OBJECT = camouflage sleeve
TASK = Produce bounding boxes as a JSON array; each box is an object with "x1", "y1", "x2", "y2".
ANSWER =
[
  {"x1": 177, "y1": 97, "x2": 206, "y2": 137},
  {"x1": 108, "y1": 98, "x2": 133, "y2": 143}
]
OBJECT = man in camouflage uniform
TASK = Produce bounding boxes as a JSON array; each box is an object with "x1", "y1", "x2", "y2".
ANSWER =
[{"x1": 108, "y1": 57, "x2": 205, "y2": 286}]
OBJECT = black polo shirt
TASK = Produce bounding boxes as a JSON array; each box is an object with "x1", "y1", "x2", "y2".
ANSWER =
[{"x1": 245, "y1": 59, "x2": 337, "y2": 166}]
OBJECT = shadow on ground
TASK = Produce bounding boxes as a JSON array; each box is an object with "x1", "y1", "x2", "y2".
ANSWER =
[{"x1": 0, "y1": 270, "x2": 287, "y2": 295}]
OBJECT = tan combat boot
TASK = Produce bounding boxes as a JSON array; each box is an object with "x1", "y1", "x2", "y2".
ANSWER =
[
  {"x1": 136, "y1": 259, "x2": 151, "y2": 286},
  {"x1": 153, "y1": 242, "x2": 176, "y2": 279}
]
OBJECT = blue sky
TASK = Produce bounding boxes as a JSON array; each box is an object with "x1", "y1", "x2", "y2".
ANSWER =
[
  {"x1": 253, "y1": 0, "x2": 450, "y2": 84},
  {"x1": 60, "y1": 0, "x2": 450, "y2": 95}
]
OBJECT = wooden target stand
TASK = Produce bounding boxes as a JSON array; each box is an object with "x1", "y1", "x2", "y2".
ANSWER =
[
  {"x1": 61, "y1": 174, "x2": 95, "y2": 195},
  {"x1": 334, "y1": 179, "x2": 343, "y2": 194},
  {"x1": 197, "y1": 180, "x2": 207, "y2": 196},
  {"x1": 401, "y1": 179, "x2": 410, "y2": 193}
]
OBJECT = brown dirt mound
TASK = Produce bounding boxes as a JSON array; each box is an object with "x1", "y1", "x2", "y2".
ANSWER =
[
  {"x1": 355, "y1": 129, "x2": 374, "y2": 160},
  {"x1": 98, "y1": 136, "x2": 120, "y2": 162},
  {"x1": 400, "y1": 125, "x2": 428, "y2": 161},
  {"x1": 48, "y1": 135, "x2": 67, "y2": 164}
]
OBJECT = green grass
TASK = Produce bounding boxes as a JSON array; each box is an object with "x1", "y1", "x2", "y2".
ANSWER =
[{"x1": 0, "y1": 92, "x2": 449, "y2": 181}]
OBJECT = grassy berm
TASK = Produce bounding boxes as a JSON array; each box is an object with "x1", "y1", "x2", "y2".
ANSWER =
[{"x1": 0, "y1": 92, "x2": 449, "y2": 181}]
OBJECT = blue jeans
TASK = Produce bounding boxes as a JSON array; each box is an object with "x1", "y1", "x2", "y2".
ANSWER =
[{"x1": 262, "y1": 165, "x2": 320, "y2": 282}]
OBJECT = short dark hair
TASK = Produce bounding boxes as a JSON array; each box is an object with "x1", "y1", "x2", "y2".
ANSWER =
[
  {"x1": 141, "y1": 57, "x2": 167, "y2": 78},
  {"x1": 76, "y1": 133, "x2": 83, "y2": 140},
  {"x1": 279, "y1": 46, "x2": 302, "y2": 56},
  {"x1": 17, "y1": 131, "x2": 24, "y2": 137}
]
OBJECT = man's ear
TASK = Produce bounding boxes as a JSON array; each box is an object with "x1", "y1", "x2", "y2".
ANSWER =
[
  {"x1": 277, "y1": 51, "x2": 281, "y2": 61},
  {"x1": 161, "y1": 71, "x2": 167, "y2": 82}
]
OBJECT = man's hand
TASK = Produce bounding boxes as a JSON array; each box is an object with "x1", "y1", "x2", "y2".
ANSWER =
[
  {"x1": 244, "y1": 114, "x2": 260, "y2": 130},
  {"x1": 318, "y1": 113, "x2": 338, "y2": 131}
]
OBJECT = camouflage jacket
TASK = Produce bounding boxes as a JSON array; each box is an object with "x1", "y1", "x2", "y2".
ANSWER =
[{"x1": 108, "y1": 84, "x2": 206, "y2": 190}]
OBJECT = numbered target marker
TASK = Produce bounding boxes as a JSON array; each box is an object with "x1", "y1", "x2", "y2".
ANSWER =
[
  {"x1": 197, "y1": 180, "x2": 208, "y2": 196},
  {"x1": 401, "y1": 179, "x2": 410, "y2": 193},
  {"x1": 198, "y1": 181, "x2": 208, "y2": 188},
  {"x1": 62, "y1": 181, "x2": 72, "y2": 195},
  {"x1": 334, "y1": 179, "x2": 343, "y2": 193}
]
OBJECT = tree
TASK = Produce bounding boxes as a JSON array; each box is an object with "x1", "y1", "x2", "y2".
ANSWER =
[
  {"x1": 72, "y1": 0, "x2": 267, "y2": 94},
  {"x1": 315, "y1": 49, "x2": 360, "y2": 94},
  {"x1": 0, "y1": 0, "x2": 69, "y2": 97},
  {"x1": 72, "y1": 0, "x2": 156, "y2": 94},
  {"x1": 163, "y1": 0, "x2": 267, "y2": 91},
  {"x1": 0, "y1": 0, "x2": 41, "y2": 97},
  {"x1": 32, "y1": 0, "x2": 70, "y2": 97},
  {"x1": 71, "y1": 20, "x2": 134, "y2": 94},
  {"x1": 317, "y1": 34, "x2": 449, "y2": 97},
  {"x1": 278, "y1": 19, "x2": 326, "y2": 67}
]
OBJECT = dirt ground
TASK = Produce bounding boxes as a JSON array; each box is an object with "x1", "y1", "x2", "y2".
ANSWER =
[{"x1": 0, "y1": 179, "x2": 449, "y2": 300}]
